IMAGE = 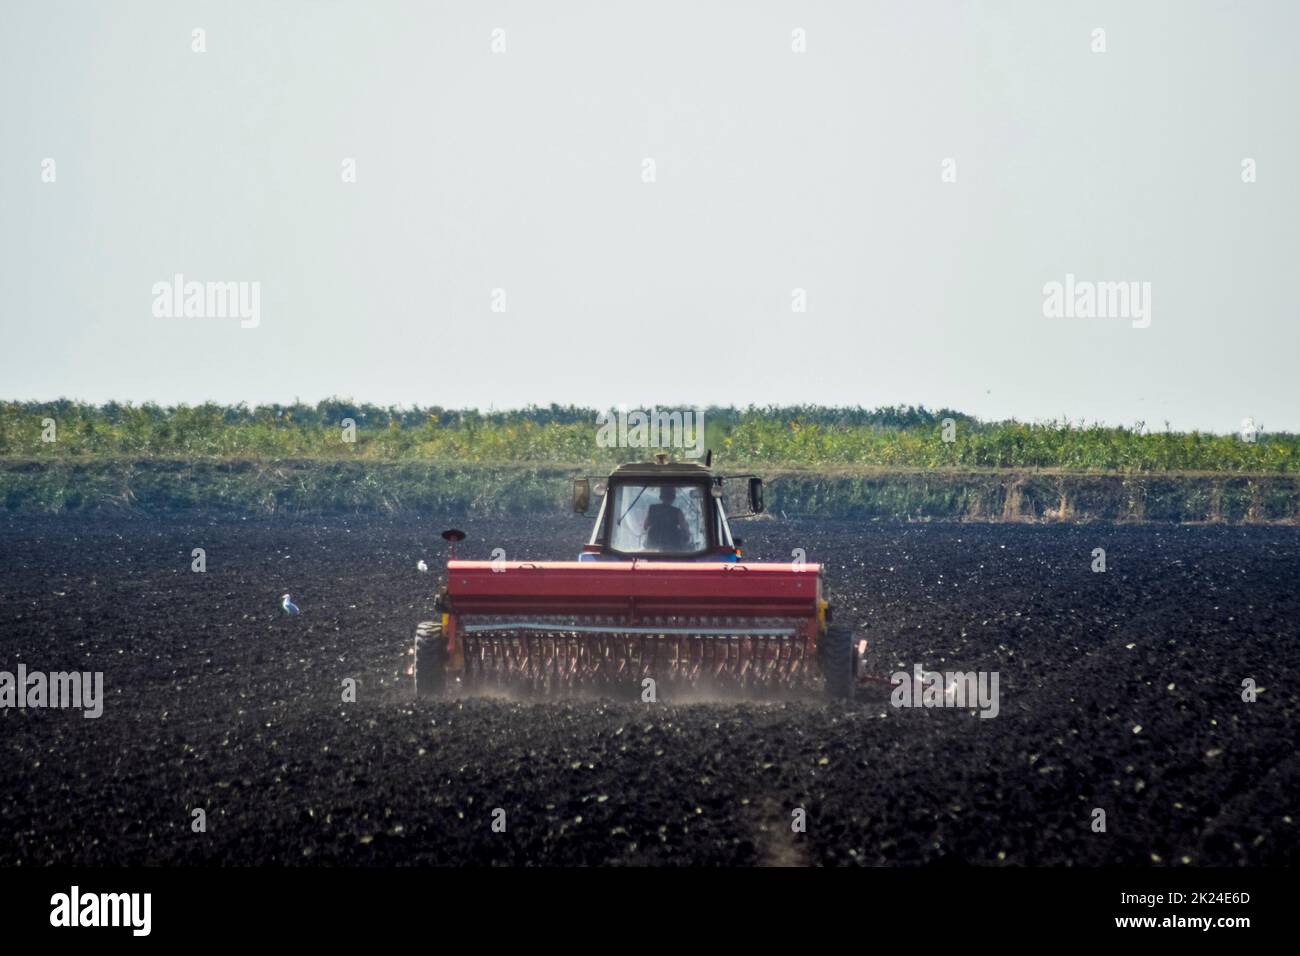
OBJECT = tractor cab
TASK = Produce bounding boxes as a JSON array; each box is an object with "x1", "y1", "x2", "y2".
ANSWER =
[{"x1": 572, "y1": 454, "x2": 764, "y2": 562}]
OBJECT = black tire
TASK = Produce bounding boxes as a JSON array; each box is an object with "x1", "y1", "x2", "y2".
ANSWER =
[
  {"x1": 819, "y1": 624, "x2": 854, "y2": 701},
  {"x1": 414, "y1": 621, "x2": 448, "y2": 698}
]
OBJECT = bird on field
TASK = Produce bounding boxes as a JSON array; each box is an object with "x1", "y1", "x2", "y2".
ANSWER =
[
  {"x1": 417, "y1": 560, "x2": 429, "y2": 573},
  {"x1": 281, "y1": 593, "x2": 300, "y2": 615}
]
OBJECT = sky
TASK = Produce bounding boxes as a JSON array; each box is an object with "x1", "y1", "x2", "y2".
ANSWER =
[{"x1": 1, "y1": 0, "x2": 1297, "y2": 432}]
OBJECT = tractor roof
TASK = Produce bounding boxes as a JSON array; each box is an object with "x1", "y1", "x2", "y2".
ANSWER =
[{"x1": 608, "y1": 459, "x2": 716, "y2": 481}]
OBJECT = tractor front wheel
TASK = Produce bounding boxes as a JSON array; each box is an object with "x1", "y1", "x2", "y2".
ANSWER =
[
  {"x1": 414, "y1": 621, "x2": 448, "y2": 698},
  {"x1": 819, "y1": 624, "x2": 854, "y2": 701}
]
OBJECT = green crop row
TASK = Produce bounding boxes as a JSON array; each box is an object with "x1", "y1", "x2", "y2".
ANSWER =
[{"x1": 1, "y1": 400, "x2": 1295, "y2": 473}]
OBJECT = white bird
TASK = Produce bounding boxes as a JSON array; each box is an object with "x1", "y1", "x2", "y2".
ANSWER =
[
  {"x1": 280, "y1": 593, "x2": 300, "y2": 615},
  {"x1": 417, "y1": 560, "x2": 429, "y2": 573}
]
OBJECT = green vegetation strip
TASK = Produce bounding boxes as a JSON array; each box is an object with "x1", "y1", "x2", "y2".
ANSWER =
[
  {"x1": 5, "y1": 403, "x2": 1296, "y2": 520},
  {"x1": 3, "y1": 460, "x2": 1296, "y2": 522},
  {"x1": 4, "y1": 401, "x2": 1296, "y2": 472}
]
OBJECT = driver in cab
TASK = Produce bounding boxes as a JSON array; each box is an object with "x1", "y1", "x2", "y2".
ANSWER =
[{"x1": 643, "y1": 486, "x2": 691, "y2": 551}]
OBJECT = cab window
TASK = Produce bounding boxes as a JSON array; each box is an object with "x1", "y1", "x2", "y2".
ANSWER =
[{"x1": 608, "y1": 483, "x2": 707, "y2": 554}]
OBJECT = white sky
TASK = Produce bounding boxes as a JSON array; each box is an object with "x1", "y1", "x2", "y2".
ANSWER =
[{"x1": 1, "y1": 0, "x2": 1297, "y2": 432}]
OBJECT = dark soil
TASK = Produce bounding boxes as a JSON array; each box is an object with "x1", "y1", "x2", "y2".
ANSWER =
[{"x1": 0, "y1": 513, "x2": 1296, "y2": 866}]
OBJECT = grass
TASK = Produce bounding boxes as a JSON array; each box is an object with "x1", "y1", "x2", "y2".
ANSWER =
[
  {"x1": 2, "y1": 458, "x2": 1295, "y2": 523},
  {"x1": 3, "y1": 400, "x2": 1296, "y2": 472},
  {"x1": 2, "y1": 401, "x2": 1296, "y2": 519}
]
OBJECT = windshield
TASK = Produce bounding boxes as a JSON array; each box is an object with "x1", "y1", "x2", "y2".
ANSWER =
[{"x1": 609, "y1": 482, "x2": 707, "y2": 554}]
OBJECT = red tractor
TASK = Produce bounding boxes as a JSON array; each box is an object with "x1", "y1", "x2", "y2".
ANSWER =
[{"x1": 413, "y1": 454, "x2": 858, "y2": 699}]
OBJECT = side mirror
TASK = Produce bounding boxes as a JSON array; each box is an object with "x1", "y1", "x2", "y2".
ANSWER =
[
  {"x1": 573, "y1": 477, "x2": 591, "y2": 514},
  {"x1": 748, "y1": 477, "x2": 765, "y2": 514}
]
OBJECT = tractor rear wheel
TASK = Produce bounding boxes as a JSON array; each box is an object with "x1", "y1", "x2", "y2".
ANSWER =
[
  {"x1": 819, "y1": 624, "x2": 854, "y2": 700},
  {"x1": 414, "y1": 621, "x2": 448, "y2": 698}
]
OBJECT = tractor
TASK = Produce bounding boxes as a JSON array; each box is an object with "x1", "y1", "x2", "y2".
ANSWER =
[{"x1": 413, "y1": 453, "x2": 859, "y2": 699}]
